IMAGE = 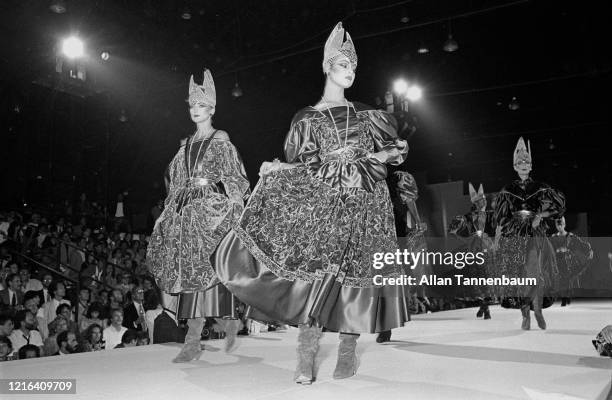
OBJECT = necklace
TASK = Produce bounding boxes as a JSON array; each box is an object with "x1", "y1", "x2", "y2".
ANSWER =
[{"x1": 325, "y1": 99, "x2": 350, "y2": 148}]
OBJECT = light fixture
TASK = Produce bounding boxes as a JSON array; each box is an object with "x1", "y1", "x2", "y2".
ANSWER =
[
  {"x1": 181, "y1": 7, "x2": 192, "y2": 20},
  {"x1": 100, "y1": 51, "x2": 110, "y2": 61},
  {"x1": 231, "y1": 82, "x2": 243, "y2": 98},
  {"x1": 119, "y1": 109, "x2": 128, "y2": 123},
  {"x1": 508, "y1": 96, "x2": 520, "y2": 110},
  {"x1": 393, "y1": 79, "x2": 408, "y2": 96},
  {"x1": 417, "y1": 42, "x2": 429, "y2": 54},
  {"x1": 400, "y1": 16, "x2": 409, "y2": 24},
  {"x1": 406, "y1": 85, "x2": 422, "y2": 101},
  {"x1": 49, "y1": 0, "x2": 67, "y2": 14},
  {"x1": 443, "y1": 20, "x2": 459, "y2": 52},
  {"x1": 548, "y1": 139, "x2": 555, "y2": 150},
  {"x1": 62, "y1": 37, "x2": 84, "y2": 59}
]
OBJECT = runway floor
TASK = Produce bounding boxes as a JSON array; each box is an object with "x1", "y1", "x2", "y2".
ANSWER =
[{"x1": 2, "y1": 299, "x2": 611, "y2": 400}]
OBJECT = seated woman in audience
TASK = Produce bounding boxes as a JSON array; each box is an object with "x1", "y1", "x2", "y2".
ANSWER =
[
  {"x1": 18, "y1": 343, "x2": 40, "y2": 359},
  {"x1": 43, "y1": 316, "x2": 68, "y2": 356},
  {"x1": 0, "y1": 336, "x2": 13, "y2": 361},
  {"x1": 79, "y1": 302, "x2": 106, "y2": 332},
  {"x1": 79, "y1": 323, "x2": 105, "y2": 352}
]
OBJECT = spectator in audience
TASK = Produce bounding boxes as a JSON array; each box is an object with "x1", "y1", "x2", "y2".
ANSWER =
[
  {"x1": 55, "y1": 330, "x2": 78, "y2": 355},
  {"x1": 56, "y1": 303, "x2": 77, "y2": 333},
  {"x1": 0, "y1": 273, "x2": 24, "y2": 315},
  {"x1": 0, "y1": 335, "x2": 13, "y2": 361},
  {"x1": 75, "y1": 287, "x2": 90, "y2": 322},
  {"x1": 22, "y1": 291, "x2": 45, "y2": 335},
  {"x1": 103, "y1": 309, "x2": 127, "y2": 350},
  {"x1": 117, "y1": 273, "x2": 133, "y2": 296},
  {"x1": 115, "y1": 329, "x2": 138, "y2": 348},
  {"x1": 80, "y1": 302, "x2": 106, "y2": 332},
  {"x1": 19, "y1": 266, "x2": 43, "y2": 293},
  {"x1": 80, "y1": 323, "x2": 104, "y2": 352},
  {"x1": 40, "y1": 273, "x2": 53, "y2": 304},
  {"x1": 8, "y1": 310, "x2": 44, "y2": 356},
  {"x1": 18, "y1": 343, "x2": 40, "y2": 359},
  {"x1": 123, "y1": 286, "x2": 146, "y2": 331},
  {"x1": 43, "y1": 316, "x2": 68, "y2": 356},
  {"x1": 143, "y1": 289, "x2": 163, "y2": 343},
  {"x1": 0, "y1": 314, "x2": 15, "y2": 337},
  {"x1": 109, "y1": 289, "x2": 124, "y2": 310},
  {"x1": 136, "y1": 331, "x2": 150, "y2": 346},
  {"x1": 41, "y1": 281, "x2": 70, "y2": 327}
]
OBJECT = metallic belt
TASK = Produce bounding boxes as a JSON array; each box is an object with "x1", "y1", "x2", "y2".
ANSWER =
[{"x1": 187, "y1": 177, "x2": 215, "y2": 187}]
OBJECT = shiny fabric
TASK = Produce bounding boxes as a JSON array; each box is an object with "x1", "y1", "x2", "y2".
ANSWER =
[
  {"x1": 494, "y1": 177, "x2": 565, "y2": 302},
  {"x1": 214, "y1": 103, "x2": 410, "y2": 333},
  {"x1": 147, "y1": 137, "x2": 250, "y2": 296},
  {"x1": 550, "y1": 232, "x2": 593, "y2": 293}
]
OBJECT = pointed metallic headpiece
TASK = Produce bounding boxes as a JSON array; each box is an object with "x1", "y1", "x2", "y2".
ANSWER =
[
  {"x1": 322, "y1": 22, "x2": 358, "y2": 72},
  {"x1": 468, "y1": 182, "x2": 485, "y2": 203},
  {"x1": 513, "y1": 137, "x2": 532, "y2": 166},
  {"x1": 188, "y1": 69, "x2": 216, "y2": 107}
]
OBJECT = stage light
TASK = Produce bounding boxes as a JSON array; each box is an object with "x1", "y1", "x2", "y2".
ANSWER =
[
  {"x1": 231, "y1": 83, "x2": 243, "y2": 98},
  {"x1": 406, "y1": 85, "x2": 422, "y2": 101},
  {"x1": 62, "y1": 37, "x2": 84, "y2": 59},
  {"x1": 508, "y1": 96, "x2": 520, "y2": 111},
  {"x1": 443, "y1": 34, "x2": 458, "y2": 52},
  {"x1": 181, "y1": 7, "x2": 192, "y2": 20},
  {"x1": 49, "y1": 0, "x2": 66, "y2": 14},
  {"x1": 417, "y1": 43, "x2": 429, "y2": 54},
  {"x1": 100, "y1": 51, "x2": 110, "y2": 61},
  {"x1": 393, "y1": 79, "x2": 408, "y2": 95},
  {"x1": 119, "y1": 109, "x2": 128, "y2": 123},
  {"x1": 400, "y1": 16, "x2": 409, "y2": 24}
]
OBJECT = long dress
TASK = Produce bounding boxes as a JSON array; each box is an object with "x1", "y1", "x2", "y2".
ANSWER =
[
  {"x1": 147, "y1": 134, "x2": 250, "y2": 319},
  {"x1": 493, "y1": 177, "x2": 565, "y2": 308},
  {"x1": 214, "y1": 103, "x2": 411, "y2": 333},
  {"x1": 550, "y1": 232, "x2": 592, "y2": 295}
]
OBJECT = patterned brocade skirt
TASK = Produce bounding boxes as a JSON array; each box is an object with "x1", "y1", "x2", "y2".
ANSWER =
[
  {"x1": 213, "y1": 167, "x2": 410, "y2": 333},
  {"x1": 147, "y1": 185, "x2": 240, "y2": 319}
]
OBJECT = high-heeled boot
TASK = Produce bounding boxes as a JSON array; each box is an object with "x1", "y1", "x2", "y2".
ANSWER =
[
  {"x1": 173, "y1": 317, "x2": 205, "y2": 363},
  {"x1": 294, "y1": 325, "x2": 322, "y2": 385},
  {"x1": 333, "y1": 333, "x2": 359, "y2": 380},
  {"x1": 521, "y1": 305, "x2": 531, "y2": 330},
  {"x1": 222, "y1": 318, "x2": 242, "y2": 353}
]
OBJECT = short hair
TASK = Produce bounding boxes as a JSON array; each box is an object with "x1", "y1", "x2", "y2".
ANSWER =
[
  {"x1": 0, "y1": 336, "x2": 12, "y2": 351},
  {"x1": 13, "y1": 310, "x2": 30, "y2": 327},
  {"x1": 86, "y1": 302, "x2": 104, "y2": 318},
  {"x1": 18, "y1": 344, "x2": 40, "y2": 359},
  {"x1": 110, "y1": 308, "x2": 123, "y2": 317},
  {"x1": 56, "y1": 303, "x2": 71, "y2": 316},
  {"x1": 5, "y1": 273, "x2": 19, "y2": 287},
  {"x1": 23, "y1": 290, "x2": 41, "y2": 304},
  {"x1": 56, "y1": 330, "x2": 73, "y2": 347},
  {"x1": 48, "y1": 281, "x2": 64, "y2": 297},
  {"x1": 121, "y1": 329, "x2": 138, "y2": 344},
  {"x1": 0, "y1": 314, "x2": 13, "y2": 325}
]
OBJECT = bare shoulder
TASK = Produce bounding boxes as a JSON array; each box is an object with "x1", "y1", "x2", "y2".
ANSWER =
[{"x1": 213, "y1": 130, "x2": 230, "y2": 141}]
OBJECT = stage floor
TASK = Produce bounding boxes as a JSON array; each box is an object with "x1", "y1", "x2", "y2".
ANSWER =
[{"x1": 2, "y1": 299, "x2": 611, "y2": 400}]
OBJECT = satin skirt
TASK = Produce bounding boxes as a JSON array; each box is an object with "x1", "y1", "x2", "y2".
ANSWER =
[
  {"x1": 175, "y1": 278, "x2": 237, "y2": 319},
  {"x1": 214, "y1": 229, "x2": 410, "y2": 334}
]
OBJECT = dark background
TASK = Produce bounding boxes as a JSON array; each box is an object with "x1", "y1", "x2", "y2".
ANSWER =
[{"x1": 1, "y1": 0, "x2": 610, "y2": 233}]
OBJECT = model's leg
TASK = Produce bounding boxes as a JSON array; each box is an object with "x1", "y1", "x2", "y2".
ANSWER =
[
  {"x1": 173, "y1": 317, "x2": 205, "y2": 363},
  {"x1": 520, "y1": 301, "x2": 531, "y2": 330},
  {"x1": 295, "y1": 325, "x2": 322, "y2": 384},
  {"x1": 532, "y1": 289, "x2": 546, "y2": 330},
  {"x1": 216, "y1": 318, "x2": 242, "y2": 353},
  {"x1": 333, "y1": 333, "x2": 359, "y2": 379}
]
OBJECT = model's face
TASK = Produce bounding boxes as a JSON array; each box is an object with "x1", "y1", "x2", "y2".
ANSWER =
[
  {"x1": 189, "y1": 103, "x2": 214, "y2": 124},
  {"x1": 556, "y1": 218, "x2": 566, "y2": 231},
  {"x1": 513, "y1": 161, "x2": 532, "y2": 177},
  {"x1": 474, "y1": 198, "x2": 487, "y2": 210},
  {"x1": 327, "y1": 56, "x2": 355, "y2": 89}
]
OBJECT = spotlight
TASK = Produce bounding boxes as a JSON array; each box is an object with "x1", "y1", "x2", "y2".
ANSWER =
[
  {"x1": 62, "y1": 37, "x2": 84, "y2": 59},
  {"x1": 406, "y1": 85, "x2": 422, "y2": 101},
  {"x1": 231, "y1": 83, "x2": 243, "y2": 98},
  {"x1": 49, "y1": 0, "x2": 67, "y2": 14},
  {"x1": 181, "y1": 7, "x2": 192, "y2": 20},
  {"x1": 100, "y1": 51, "x2": 110, "y2": 61},
  {"x1": 443, "y1": 34, "x2": 458, "y2": 52},
  {"x1": 417, "y1": 43, "x2": 429, "y2": 54},
  {"x1": 508, "y1": 96, "x2": 520, "y2": 111},
  {"x1": 548, "y1": 139, "x2": 555, "y2": 150},
  {"x1": 393, "y1": 79, "x2": 408, "y2": 95},
  {"x1": 119, "y1": 109, "x2": 128, "y2": 123},
  {"x1": 400, "y1": 16, "x2": 409, "y2": 24}
]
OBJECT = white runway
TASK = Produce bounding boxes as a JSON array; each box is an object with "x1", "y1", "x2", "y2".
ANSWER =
[{"x1": 2, "y1": 299, "x2": 611, "y2": 400}]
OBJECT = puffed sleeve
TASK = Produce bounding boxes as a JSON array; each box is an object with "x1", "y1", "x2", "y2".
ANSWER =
[
  {"x1": 368, "y1": 110, "x2": 408, "y2": 166},
  {"x1": 539, "y1": 186, "x2": 565, "y2": 217},
  {"x1": 218, "y1": 141, "x2": 251, "y2": 206},
  {"x1": 283, "y1": 112, "x2": 321, "y2": 171}
]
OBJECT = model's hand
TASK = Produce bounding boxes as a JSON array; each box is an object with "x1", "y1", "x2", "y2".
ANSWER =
[{"x1": 600, "y1": 325, "x2": 612, "y2": 343}]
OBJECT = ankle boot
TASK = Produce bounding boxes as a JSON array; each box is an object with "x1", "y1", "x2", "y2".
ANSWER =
[
  {"x1": 173, "y1": 317, "x2": 205, "y2": 363},
  {"x1": 376, "y1": 330, "x2": 391, "y2": 343},
  {"x1": 221, "y1": 318, "x2": 242, "y2": 353},
  {"x1": 521, "y1": 306, "x2": 531, "y2": 330},
  {"x1": 333, "y1": 333, "x2": 359, "y2": 380},
  {"x1": 294, "y1": 325, "x2": 322, "y2": 385},
  {"x1": 483, "y1": 305, "x2": 491, "y2": 320},
  {"x1": 476, "y1": 305, "x2": 485, "y2": 318}
]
